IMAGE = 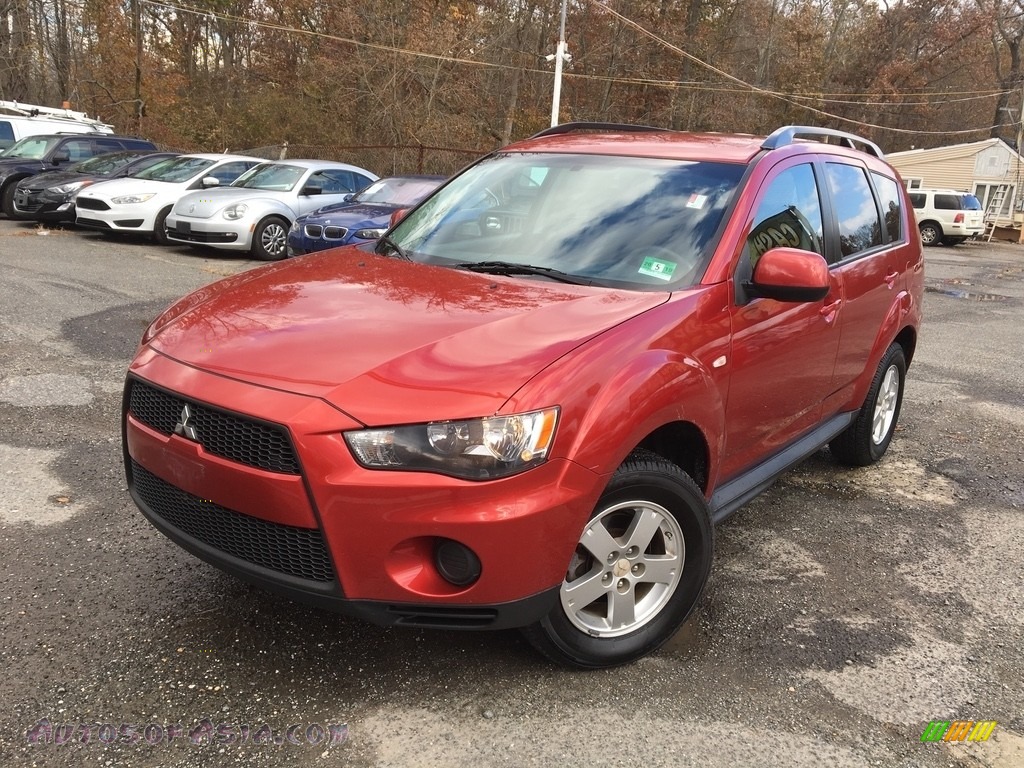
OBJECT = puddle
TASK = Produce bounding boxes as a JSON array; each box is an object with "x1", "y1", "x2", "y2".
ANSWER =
[{"x1": 924, "y1": 285, "x2": 1008, "y2": 301}]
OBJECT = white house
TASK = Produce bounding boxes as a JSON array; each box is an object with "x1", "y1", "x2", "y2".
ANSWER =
[{"x1": 887, "y1": 138, "x2": 1024, "y2": 225}]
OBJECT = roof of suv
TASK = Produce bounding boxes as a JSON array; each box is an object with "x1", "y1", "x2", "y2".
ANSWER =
[{"x1": 506, "y1": 123, "x2": 886, "y2": 165}]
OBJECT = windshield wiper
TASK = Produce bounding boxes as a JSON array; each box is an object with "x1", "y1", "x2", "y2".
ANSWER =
[
  {"x1": 453, "y1": 260, "x2": 593, "y2": 286},
  {"x1": 376, "y1": 234, "x2": 411, "y2": 261}
]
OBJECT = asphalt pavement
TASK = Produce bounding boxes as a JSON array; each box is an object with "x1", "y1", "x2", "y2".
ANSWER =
[{"x1": 0, "y1": 220, "x2": 1021, "y2": 767}]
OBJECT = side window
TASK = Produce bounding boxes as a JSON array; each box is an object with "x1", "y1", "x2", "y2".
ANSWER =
[
  {"x1": 62, "y1": 138, "x2": 95, "y2": 162},
  {"x1": 824, "y1": 162, "x2": 883, "y2": 259},
  {"x1": 312, "y1": 170, "x2": 358, "y2": 194},
  {"x1": 208, "y1": 161, "x2": 257, "y2": 185},
  {"x1": 95, "y1": 139, "x2": 125, "y2": 154},
  {"x1": 745, "y1": 163, "x2": 824, "y2": 268},
  {"x1": 908, "y1": 193, "x2": 925, "y2": 209},
  {"x1": 872, "y1": 173, "x2": 903, "y2": 243},
  {"x1": 934, "y1": 194, "x2": 960, "y2": 210},
  {"x1": 0, "y1": 121, "x2": 13, "y2": 150}
]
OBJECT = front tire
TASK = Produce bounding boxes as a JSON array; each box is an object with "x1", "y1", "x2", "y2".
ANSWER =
[
  {"x1": 252, "y1": 216, "x2": 289, "y2": 260},
  {"x1": 1, "y1": 181, "x2": 18, "y2": 218},
  {"x1": 830, "y1": 342, "x2": 906, "y2": 466},
  {"x1": 152, "y1": 206, "x2": 172, "y2": 245},
  {"x1": 522, "y1": 450, "x2": 713, "y2": 668}
]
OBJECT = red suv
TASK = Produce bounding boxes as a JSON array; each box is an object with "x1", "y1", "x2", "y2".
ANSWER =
[{"x1": 123, "y1": 124, "x2": 923, "y2": 668}]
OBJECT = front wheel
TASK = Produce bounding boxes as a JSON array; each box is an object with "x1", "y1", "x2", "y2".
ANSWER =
[
  {"x1": 830, "y1": 342, "x2": 907, "y2": 466},
  {"x1": 252, "y1": 216, "x2": 289, "y2": 260},
  {"x1": 522, "y1": 450, "x2": 713, "y2": 668},
  {"x1": 1, "y1": 181, "x2": 18, "y2": 218},
  {"x1": 152, "y1": 206, "x2": 172, "y2": 245}
]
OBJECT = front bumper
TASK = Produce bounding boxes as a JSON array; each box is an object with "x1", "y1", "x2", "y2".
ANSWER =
[
  {"x1": 75, "y1": 199, "x2": 153, "y2": 231},
  {"x1": 123, "y1": 349, "x2": 601, "y2": 629},
  {"x1": 165, "y1": 213, "x2": 250, "y2": 250},
  {"x1": 14, "y1": 188, "x2": 76, "y2": 221}
]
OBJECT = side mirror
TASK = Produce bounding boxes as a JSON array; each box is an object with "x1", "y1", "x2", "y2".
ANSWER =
[
  {"x1": 51, "y1": 150, "x2": 70, "y2": 165},
  {"x1": 200, "y1": 176, "x2": 220, "y2": 188},
  {"x1": 389, "y1": 208, "x2": 409, "y2": 227},
  {"x1": 300, "y1": 185, "x2": 322, "y2": 196},
  {"x1": 746, "y1": 247, "x2": 829, "y2": 302},
  {"x1": 342, "y1": 193, "x2": 353, "y2": 202}
]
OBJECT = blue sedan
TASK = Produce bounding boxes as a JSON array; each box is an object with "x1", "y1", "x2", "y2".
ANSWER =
[{"x1": 286, "y1": 175, "x2": 444, "y2": 256}]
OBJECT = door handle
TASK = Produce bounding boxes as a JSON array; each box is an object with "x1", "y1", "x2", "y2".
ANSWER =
[
  {"x1": 820, "y1": 299, "x2": 842, "y2": 322},
  {"x1": 884, "y1": 271, "x2": 899, "y2": 287}
]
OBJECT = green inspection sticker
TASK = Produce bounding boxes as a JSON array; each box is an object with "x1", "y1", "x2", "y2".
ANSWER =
[{"x1": 638, "y1": 257, "x2": 677, "y2": 281}]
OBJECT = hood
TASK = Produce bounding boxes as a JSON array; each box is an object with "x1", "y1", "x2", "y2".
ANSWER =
[
  {"x1": 173, "y1": 187, "x2": 279, "y2": 218},
  {"x1": 306, "y1": 202, "x2": 397, "y2": 225},
  {"x1": 148, "y1": 249, "x2": 667, "y2": 425},
  {"x1": 0, "y1": 158, "x2": 44, "y2": 176},
  {"x1": 18, "y1": 168, "x2": 84, "y2": 188},
  {"x1": 79, "y1": 177, "x2": 177, "y2": 201}
]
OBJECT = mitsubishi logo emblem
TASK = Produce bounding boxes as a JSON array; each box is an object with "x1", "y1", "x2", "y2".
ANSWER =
[{"x1": 174, "y1": 404, "x2": 200, "y2": 442}]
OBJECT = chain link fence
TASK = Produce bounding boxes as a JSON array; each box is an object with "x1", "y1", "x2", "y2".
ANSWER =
[{"x1": 239, "y1": 144, "x2": 488, "y2": 177}]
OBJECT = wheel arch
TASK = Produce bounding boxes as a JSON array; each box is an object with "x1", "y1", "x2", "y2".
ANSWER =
[{"x1": 635, "y1": 422, "x2": 711, "y2": 494}]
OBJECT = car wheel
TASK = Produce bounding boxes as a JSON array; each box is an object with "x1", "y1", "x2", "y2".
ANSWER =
[
  {"x1": 252, "y1": 217, "x2": 289, "y2": 261},
  {"x1": 1, "y1": 181, "x2": 18, "y2": 218},
  {"x1": 152, "y1": 206, "x2": 172, "y2": 245},
  {"x1": 830, "y1": 342, "x2": 907, "y2": 467},
  {"x1": 522, "y1": 449, "x2": 713, "y2": 668},
  {"x1": 918, "y1": 222, "x2": 942, "y2": 247}
]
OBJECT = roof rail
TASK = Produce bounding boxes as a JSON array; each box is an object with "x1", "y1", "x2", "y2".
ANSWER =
[
  {"x1": 0, "y1": 99, "x2": 112, "y2": 130},
  {"x1": 762, "y1": 125, "x2": 884, "y2": 158},
  {"x1": 528, "y1": 121, "x2": 669, "y2": 139}
]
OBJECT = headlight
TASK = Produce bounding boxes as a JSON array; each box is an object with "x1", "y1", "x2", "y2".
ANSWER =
[
  {"x1": 223, "y1": 203, "x2": 248, "y2": 220},
  {"x1": 353, "y1": 227, "x2": 386, "y2": 240},
  {"x1": 52, "y1": 180, "x2": 92, "y2": 195},
  {"x1": 111, "y1": 193, "x2": 156, "y2": 204},
  {"x1": 344, "y1": 408, "x2": 559, "y2": 480},
  {"x1": 289, "y1": 219, "x2": 302, "y2": 233}
]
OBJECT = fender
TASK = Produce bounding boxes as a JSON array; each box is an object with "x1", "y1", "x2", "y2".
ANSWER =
[{"x1": 847, "y1": 288, "x2": 916, "y2": 410}]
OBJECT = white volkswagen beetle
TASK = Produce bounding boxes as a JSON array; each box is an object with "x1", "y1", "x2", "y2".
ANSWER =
[{"x1": 165, "y1": 159, "x2": 378, "y2": 260}]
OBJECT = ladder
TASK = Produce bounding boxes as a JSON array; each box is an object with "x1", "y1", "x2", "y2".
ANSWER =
[
  {"x1": 983, "y1": 184, "x2": 1011, "y2": 241},
  {"x1": 0, "y1": 100, "x2": 111, "y2": 130}
]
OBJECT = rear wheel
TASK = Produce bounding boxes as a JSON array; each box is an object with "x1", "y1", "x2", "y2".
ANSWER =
[
  {"x1": 522, "y1": 449, "x2": 713, "y2": 668},
  {"x1": 830, "y1": 342, "x2": 906, "y2": 466},
  {"x1": 252, "y1": 216, "x2": 289, "y2": 260},
  {"x1": 918, "y1": 221, "x2": 942, "y2": 246}
]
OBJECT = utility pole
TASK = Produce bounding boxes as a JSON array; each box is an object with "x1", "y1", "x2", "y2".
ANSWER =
[{"x1": 549, "y1": 0, "x2": 570, "y2": 127}]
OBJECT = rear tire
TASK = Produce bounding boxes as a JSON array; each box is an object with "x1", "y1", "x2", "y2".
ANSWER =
[
  {"x1": 918, "y1": 221, "x2": 942, "y2": 247},
  {"x1": 830, "y1": 343, "x2": 906, "y2": 467},
  {"x1": 522, "y1": 449, "x2": 713, "y2": 668}
]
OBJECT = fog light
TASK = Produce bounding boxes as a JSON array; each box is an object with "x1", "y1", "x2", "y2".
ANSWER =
[{"x1": 434, "y1": 540, "x2": 482, "y2": 587}]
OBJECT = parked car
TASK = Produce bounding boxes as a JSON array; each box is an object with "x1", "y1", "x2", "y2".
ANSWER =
[
  {"x1": 908, "y1": 188, "x2": 984, "y2": 246},
  {"x1": 75, "y1": 153, "x2": 260, "y2": 243},
  {"x1": 123, "y1": 123, "x2": 923, "y2": 668},
  {"x1": 165, "y1": 160, "x2": 378, "y2": 260},
  {"x1": 0, "y1": 133, "x2": 157, "y2": 218},
  {"x1": 0, "y1": 99, "x2": 114, "y2": 152},
  {"x1": 287, "y1": 175, "x2": 445, "y2": 257},
  {"x1": 12, "y1": 151, "x2": 178, "y2": 223}
]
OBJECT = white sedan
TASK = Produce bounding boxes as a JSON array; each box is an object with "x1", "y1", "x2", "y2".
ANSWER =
[
  {"x1": 75, "y1": 154, "x2": 261, "y2": 243},
  {"x1": 165, "y1": 160, "x2": 378, "y2": 260}
]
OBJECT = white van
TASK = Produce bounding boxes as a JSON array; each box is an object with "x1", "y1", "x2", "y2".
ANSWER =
[{"x1": 0, "y1": 101, "x2": 114, "y2": 151}]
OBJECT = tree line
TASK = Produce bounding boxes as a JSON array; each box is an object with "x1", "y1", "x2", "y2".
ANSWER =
[{"x1": 1, "y1": 0, "x2": 1021, "y2": 156}]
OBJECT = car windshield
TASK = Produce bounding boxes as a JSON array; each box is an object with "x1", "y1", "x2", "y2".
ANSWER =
[
  {"x1": 230, "y1": 163, "x2": 305, "y2": 191},
  {"x1": 1, "y1": 136, "x2": 59, "y2": 159},
  {"x1": 70, "y1": 152, "x2": 135, "y2": 175},
  {"x1": 962, "y1": 194, "x2": 982, "y2": 211},
  {"x1": 388, "y1": 153, "x2": 744, "y2": 289},
  {"x1": 132, "y1": 156, "x2": 216, "y2": 183},
  {"x1": 354, "y1": 177, "x2": 441, "y2": 206}
]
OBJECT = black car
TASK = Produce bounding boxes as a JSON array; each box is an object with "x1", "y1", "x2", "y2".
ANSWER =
[
  {"x1": 0, "y1": 133, "x2": 157, "y2": 217},
  {"x1": 13, "y1": 151, "x2": 178, "y2": 223}
]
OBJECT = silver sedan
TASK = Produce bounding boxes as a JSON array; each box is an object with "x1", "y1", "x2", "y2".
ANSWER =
[{"x1": 165, "y1": 159, "x2": 378, "y2": 260}]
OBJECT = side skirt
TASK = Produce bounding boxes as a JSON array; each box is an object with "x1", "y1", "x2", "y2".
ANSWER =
[{"x1": 708, "y1": 412, "x2": 855, "y2": 524}]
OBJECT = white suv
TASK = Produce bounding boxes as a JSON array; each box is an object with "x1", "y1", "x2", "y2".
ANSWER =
[{"x1": 908, "y1": 188, "x2": 984, "y2": 246}]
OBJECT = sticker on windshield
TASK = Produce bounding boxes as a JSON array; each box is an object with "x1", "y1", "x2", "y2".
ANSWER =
[
  {"x1": 686, "y1": 194, "x2": 708, "y2": 209},
  {"x1": 638, "y1": 257, "x2": 677, "y2": 281}
]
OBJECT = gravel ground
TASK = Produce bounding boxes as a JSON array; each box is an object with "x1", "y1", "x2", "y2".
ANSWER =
[{"x1": 0, "y1": 220, "x2": 1021, "y2": 767}]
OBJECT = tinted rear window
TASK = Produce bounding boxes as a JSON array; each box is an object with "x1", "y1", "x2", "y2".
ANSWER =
[
  {"x1": 961, "y1": 194, "x2": 982, "y2": 210},
  {"x1": 934, "y1": 194, "x2": 961, "y2": 210}
]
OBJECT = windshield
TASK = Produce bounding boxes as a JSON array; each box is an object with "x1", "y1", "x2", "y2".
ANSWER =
[
  {"x1": 71, "y1": 152, "x2": 136, "y2": 175},
  {"x1": 132, "y1": 156, "x2": 216, "y2": 183},
  {"x1": 354, "y1": 177, "x2": 442, "y2": 206},
  {"x1": 2, "y1": 136, "x2": 59, "y2": 159},
  {"x1": 230, "y1": 163, "x2": 305, "y2": 191},
  {"x1": 388, "y1": 153, "x2": 744, "y2": 289}
]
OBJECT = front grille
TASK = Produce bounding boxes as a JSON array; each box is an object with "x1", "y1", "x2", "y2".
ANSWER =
[
  {"x1": 304, "y1": 224, "x2": 323, "y2": 238},
  {"x1": 76, "y1": 197, "x2": 111, "y2": 211},
  {"x1": 13, "y1": 190, "x2": 43, "y2": 213},
  {"x1": 131, "y1": 461, "x2": 335, "y2": 583},
  {"x1": 128, "y1": 379, "x2": 301, "y2": 475},
  {"x1": 323, "y1": 226, "x2": 348, "y2": 240}
]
